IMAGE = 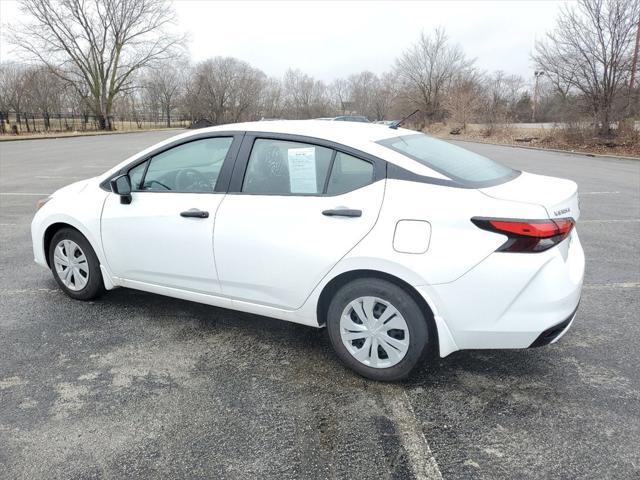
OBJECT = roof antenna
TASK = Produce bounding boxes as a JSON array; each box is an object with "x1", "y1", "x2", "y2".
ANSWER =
[{"x1": 389, "y1": 109, "x2": 420, "y2": 130}]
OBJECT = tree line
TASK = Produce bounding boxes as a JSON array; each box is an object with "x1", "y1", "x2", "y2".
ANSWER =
[{"x1": 1, "y1": 0, "x2": 638, "y2": 136}]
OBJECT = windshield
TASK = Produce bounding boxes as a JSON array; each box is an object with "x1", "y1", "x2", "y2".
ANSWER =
[{"x1": 378, "y1": 133, "x2": 518, "y2": 187}]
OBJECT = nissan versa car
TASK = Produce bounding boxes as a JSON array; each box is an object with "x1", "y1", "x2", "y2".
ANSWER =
[{"x1": 31, "y1": 121, "x2": 584, "y2": 381}]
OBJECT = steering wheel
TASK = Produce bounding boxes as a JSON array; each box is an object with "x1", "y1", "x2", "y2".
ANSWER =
[{"x1": 175, "y1": 168, "x2": 210, "y2": 192}]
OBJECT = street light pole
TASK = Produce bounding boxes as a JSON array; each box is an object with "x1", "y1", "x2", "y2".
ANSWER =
[
  {"x1": 630, "y1": 15, "x2": 640, "y2": 91},
  {"x1": 627, "y1": 15, "x2": 640, "y2": 119},
  {"x1": 532, "y1": 70, "x2": 545, "y2": 123}
]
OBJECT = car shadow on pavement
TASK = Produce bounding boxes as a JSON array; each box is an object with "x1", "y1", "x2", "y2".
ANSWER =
[
  {"x1": 95, "y1": 286, "x2": 556, "y2": 387},
  {"x1": 95, "y1": 286, "x2": 337, "y2": 362}
]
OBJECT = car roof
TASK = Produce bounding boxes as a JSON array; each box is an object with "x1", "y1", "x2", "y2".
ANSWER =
[{"x1": 200, "y1": 120, "x2": 404, "y2": 146}]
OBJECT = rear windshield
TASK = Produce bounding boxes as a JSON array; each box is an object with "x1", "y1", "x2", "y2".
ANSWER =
[{"x1": 378, "y1": 133, "x2": 518, "y2": 187}]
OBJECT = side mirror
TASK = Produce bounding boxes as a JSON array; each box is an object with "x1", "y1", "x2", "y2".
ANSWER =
[{"x1": 110, "y1": 174, "x2": 132, "y2": 204}]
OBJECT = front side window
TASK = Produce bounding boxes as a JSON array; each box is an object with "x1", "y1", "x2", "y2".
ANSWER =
[
  {"x1": 242, "y1": 139, "x2": 333, "y2": 194},
  {"x1": 128, "y1": 161, "x2": 148, "y2": 190},
  {"x1": 133, "y1": 137, "x2": 233, "y2": 193},
  {"x1": 378, "y1": 133, "x2": 517, "y2": 187}
]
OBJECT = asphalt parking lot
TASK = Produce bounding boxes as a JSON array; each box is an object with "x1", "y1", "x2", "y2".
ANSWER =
[{"x1": 1, "y1": 131, "x2": 638, "y2": 479}]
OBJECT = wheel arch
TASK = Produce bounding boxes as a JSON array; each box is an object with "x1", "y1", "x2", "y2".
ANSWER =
[
  {"x1": 42, "y1": 220, "x2": 116, "y2": 290},
  {"x1": 43, "y1": 222, "x2": 82, "y2": 267},
  {"x1": 316, "y1": 269, "x2": 440, "y2": 356}
]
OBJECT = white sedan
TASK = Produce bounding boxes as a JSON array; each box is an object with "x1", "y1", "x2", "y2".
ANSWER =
[{"x1": 31, "y1": 121, "x2": 584, "y2": 381}]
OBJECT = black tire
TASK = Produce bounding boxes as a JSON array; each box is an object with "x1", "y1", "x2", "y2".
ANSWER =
[
  {"x1": 326, "y1": 278, "x2": 431, "y2": 381},
  {"x1": 48, "y1": 228, "x2": 105, "y2": 301}
]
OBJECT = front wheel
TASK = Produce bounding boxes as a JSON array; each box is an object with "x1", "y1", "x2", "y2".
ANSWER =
[
  {"x1": 326, "y1": 278, "x2": 431, "y2": 381},
  {"x1": 49, "y1": 228, "x2": 105, "y2": 301}
]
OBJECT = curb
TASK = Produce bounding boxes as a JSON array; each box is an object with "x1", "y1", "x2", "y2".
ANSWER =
[
  {"x1": 0, "y1": 127, "x2": 184, "y2": 143},
  {"x1": 443, "y1": 137, "x2": 640, "y2": 161}
]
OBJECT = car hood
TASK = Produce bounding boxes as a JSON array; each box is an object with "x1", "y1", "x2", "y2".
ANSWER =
[
  {"x1": 52, "y1": 178, "x2": 92, "y2": 198},
  {"x1": 480, "y1": 172, "x2": 580, "y2": 221}
]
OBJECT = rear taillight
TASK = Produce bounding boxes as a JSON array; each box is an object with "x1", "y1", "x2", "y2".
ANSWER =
[{"x1": 471, "y1": 217, "x2": 575, "y2": 253}]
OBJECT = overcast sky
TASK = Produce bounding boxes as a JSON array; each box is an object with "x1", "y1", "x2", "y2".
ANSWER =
[{"x1": 0, "y1": 0, "x2": 566, "y2": 83}]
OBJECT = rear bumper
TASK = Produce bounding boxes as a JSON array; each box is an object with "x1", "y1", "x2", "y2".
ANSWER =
[
  {"x1": 529, "y1": 303, "x2": 578, "y2": 347},
  {"x1": 419, "y1": 229, "x2": 584, "y2": 354}
]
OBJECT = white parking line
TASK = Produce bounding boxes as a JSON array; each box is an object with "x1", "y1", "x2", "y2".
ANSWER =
[
  {"x1": 0, "y1": 192, "x2": 50, "y2": 196},
  {"x1": 35, "y1": 175, "x2": 84, "y2": 180},
  {"x1": 581, "y1": 191, "x2": 621, "y2": 195},
  {"x1": 583, "y1": 283, "x2": 640, "y2": 289},
  {"x1": 580, "y1": 219, "x2": 640, "y2": 223},
  {"x1": 0, "y1": 288, "x2": 59, "y2": 295},
  {"x1": 379, "y1": 385, "x2": 443, "y2": 479}
]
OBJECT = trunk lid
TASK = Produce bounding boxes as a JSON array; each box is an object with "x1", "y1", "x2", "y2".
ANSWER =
[{"x1": 480, "y1": 172, "x2": 580, "y2": 221}]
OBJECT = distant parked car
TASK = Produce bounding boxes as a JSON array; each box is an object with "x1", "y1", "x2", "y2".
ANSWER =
[
  {"x1": 374, "y1": 120, "x2": 399, "y2": 126},
  {"x1": 32, "y1": 120, "x2": 583, "y2": 381},
  {"x1": 317, "y1": 116, "x2": 370, "y2": 123}
]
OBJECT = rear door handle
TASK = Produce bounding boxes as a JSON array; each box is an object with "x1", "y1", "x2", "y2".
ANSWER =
[
  {"x1": 322, "y1": 209, "x2": 362, "y2": 218},
  {"x1": 180, "y1": 209, "x2": 209, "y2": 218}
]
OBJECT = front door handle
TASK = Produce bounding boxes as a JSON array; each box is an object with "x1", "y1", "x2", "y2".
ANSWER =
[
  {"x1": 180, "y1": 209, "x2": 209, "y2": 218},
  {"x1": 322, "y1": 209, "x2": 362, "y2": 218}
]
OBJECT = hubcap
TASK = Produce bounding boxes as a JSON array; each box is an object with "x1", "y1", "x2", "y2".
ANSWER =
[
  {"x1": 339, "y1": 296, "x2": 410, "y2": 369},
  {"x1": 53, "y1": 239, "x2": 89, "y2": 291}
]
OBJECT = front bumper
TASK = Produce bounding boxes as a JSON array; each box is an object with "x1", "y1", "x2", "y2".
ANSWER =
[{"x1": 419, "y1": 229, "x2": 585, "y2": 353}]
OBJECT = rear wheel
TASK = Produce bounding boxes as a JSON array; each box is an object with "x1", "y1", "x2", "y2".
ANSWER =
[
  {"x1": 49, "y1": 228, "x2": 104, "y2": 300},
  {"x1": 326, "y1": 278, "x2": 431, "y2": 381}
]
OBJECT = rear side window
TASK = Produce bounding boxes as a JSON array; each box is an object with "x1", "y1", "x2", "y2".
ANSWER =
[
  {"x1": 327, "y1": 153, "x2": 373, "y2": 195},
  {"x1": 378, "y1": 133, "x2": 517, "y2": 187},
  {"x1": 242, "y1": 139, "x2": 333, "y2": 194},
  {"x1": 242, "y1": 139, "x2": 376, "y2": 195}
]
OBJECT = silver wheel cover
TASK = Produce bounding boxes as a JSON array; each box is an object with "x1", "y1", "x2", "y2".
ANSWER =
[
  {"x1": 339, "y1": 296, "x2": 410, "y2": 369},
  {"x1": 53, "y1": 239, "x2": 89, "y2": 291}
]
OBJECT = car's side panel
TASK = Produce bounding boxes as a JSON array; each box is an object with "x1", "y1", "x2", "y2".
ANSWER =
[
  {"x1": 347, "y1": 179, "x2": 549, "y2": 286},
  {"x1": 288, "y1": 177, "x2": 560, "y2": 355},
  {"x1": 211, "y1": 133, "x2": 388, "y2": 310},
  {"x1": 214, "y1": 181, "x2": 386, "y2": 309},
  {"x1": 98, "y1": 133, "x2": 245, "y2": 294},
  {"x1": 101, "y1": 191, "x2": 225, "y2": 293}
]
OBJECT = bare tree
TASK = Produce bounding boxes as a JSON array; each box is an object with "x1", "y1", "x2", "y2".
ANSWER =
[
  {"x1": 184, "y1": 57, "x2": 265, "y2": 124},
  {"x1": 8, "y1": 0, "x2": 183, "y2": 130},
  {"x1": 444, "y1": 71, "x2": 483, "y2": 130},
  {"x1": 143, "y1": 60, "x2": 187, "y2": 127},
  {"x1": 533, "y1": 0, "x2": 640, "y2": 135},
  {"x1": 24, "y1": 65, "x2": 65, "y2": 130},
  {"x1": 371, "y1": 72, "x2": 398, "y2": 121},
  {"x1": 479, "y1": 71, "x2": 526, "y2": 130},
  {"x1": 282, "y1": 69, "x2": 330, "y2": 119},
  {"x1": 329, "y1": 78, "x2": 349, "y2": 114},
  {"x1": 0, "y1": 61, "x2": 31, "y2": 131},
  {"x1": 259, "y1": 77, "x2": 284, "y2": 119},
  {"x1": 347, "y1": 71, "x2": 378, "y2": 119},
  {"x1": 395, "y1": 28, "x2": 474, "y2": 125}
]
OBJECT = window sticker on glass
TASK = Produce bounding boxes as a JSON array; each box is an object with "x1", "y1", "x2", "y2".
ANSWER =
[{"x1": 287, "y1": 147, "x2": 317, "y2": 193}]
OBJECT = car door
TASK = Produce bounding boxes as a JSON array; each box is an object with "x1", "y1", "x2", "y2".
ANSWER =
[
  {"x1": 101, "y1": 134, "x2": 242, "y2": 293},
  {"x1": 213, "y1": 134, "x2": 386, "y2": 309}
]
